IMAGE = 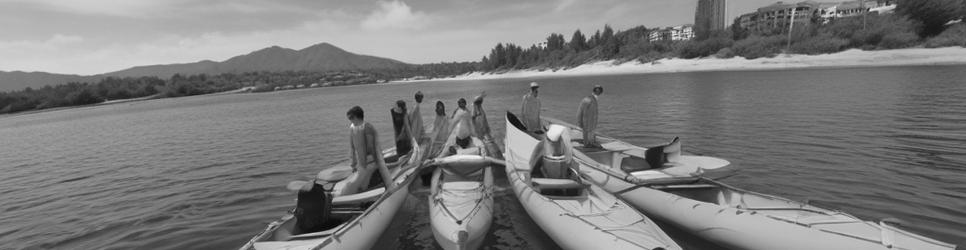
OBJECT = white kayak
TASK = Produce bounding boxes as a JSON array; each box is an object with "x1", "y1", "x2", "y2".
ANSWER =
[
  {"x1": 504, "y1": 112, "x2": 681, "y2": 250},
  {"x1": 552, "y1": 117, "x2": 957, "y2": 250},
  {"x1": 429, "y1": 137, "x2": 495, "y2": 250},
  {"x1": 543, "y1": 116, "x2": 731, "y2": 184},
  {"x1": 239, "y1": 137, "x2": 423, "y2": 250}
]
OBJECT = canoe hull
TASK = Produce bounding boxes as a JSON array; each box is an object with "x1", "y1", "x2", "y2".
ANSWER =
[
  {"x1": 503, "y1": 112, "x2": 681, "y2": 250},
  {"x1": 241, "y1": 138, "x2": 424, "y2": 250},
  {"x1": 429, "y1": 137, "x2": 495, "y2": 250},
  {"x1": 429, "y1": 167, "x2": 493, "y2": 250},
  {"x1": 562, "y1": 121, "x2": 958, "y2": 250}
]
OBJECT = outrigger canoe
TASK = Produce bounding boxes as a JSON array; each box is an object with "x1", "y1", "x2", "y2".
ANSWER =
[
  {"x1": 549, "y1": 117, "x2": 957, "y2": 250},
  {"x1": 504, "y1": 112, "x2": 681, "y2": 250},
  {"x1": 428, "y1": 136, "x2": 496, "y2": 250},
  {"x1": 239, "y1": 137, "x2": 423, "y2": 250}
]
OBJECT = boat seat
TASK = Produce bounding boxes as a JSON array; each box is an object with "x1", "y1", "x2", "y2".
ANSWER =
[
  {"x1": 531, "y1": 178, "x2": 584, "y2": 196},
  {"x1": 631, "y1": 137, "x2": 681, "y2": 172},
  {"x1": 331, "y1": 187, "x2": 385, "y2": 207},
  {"x1": 619, "y1": 155, "x2": 653, "y2": 173},
  {"x1": 441, "y1": 181, "x2": 483, "y2": 190}
]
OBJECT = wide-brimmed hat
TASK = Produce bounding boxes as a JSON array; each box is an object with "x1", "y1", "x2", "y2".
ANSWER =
[{"x1": 529, "y1": 82, "x2": 539, "y2": 88}]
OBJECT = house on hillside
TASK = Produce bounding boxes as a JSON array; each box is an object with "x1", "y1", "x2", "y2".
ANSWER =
[
  {"x1": 734, "y1": 0, "x2": 897, "y2": 34},
  {"x1": 648, "y1": 25, "x2": 694, "y2": 42}
]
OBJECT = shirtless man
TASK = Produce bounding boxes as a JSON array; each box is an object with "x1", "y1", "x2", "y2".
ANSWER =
[{"x1": 347, "y1": 106, "x2": 395, "y2": 194}]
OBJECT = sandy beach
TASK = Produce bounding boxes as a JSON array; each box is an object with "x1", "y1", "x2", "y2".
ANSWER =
[{"x1": 419, "y1": 47, "x2": 966, "y2": 82}]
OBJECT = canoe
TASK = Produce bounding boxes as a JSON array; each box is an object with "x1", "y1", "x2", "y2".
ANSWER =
[
  {"x1": 543, "y1": 116, "x2": 731, "y2": 184},
  {"x1": 550, "y1": 117, "x2": 957, "y2": 250},
  {"x1": 239, "y1": 137, "x2": 423, "y2": 250},
  {"x1": 504, "y1": 112, "x2": 682, "y2": 250},
  {"x1": 429, "y1": 137, "x2": 495, "y2": 250}
]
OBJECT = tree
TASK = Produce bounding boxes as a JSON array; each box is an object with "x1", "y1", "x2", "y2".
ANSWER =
[
  {"x1": 570, "y1": 30, "x2": 588, "y2": 52},
  {"x1": 600, "y1": 25, "x2": 620, "y2": 58},
  {"x1": 546, "y1": 33, "x2": 566, "y2": 51},
  {"x1": 897, "y1": 0, "x2": 966, "y2": 36}
]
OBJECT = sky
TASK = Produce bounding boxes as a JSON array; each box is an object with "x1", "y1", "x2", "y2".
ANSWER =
[{"x1": 0, "y1": 0, "x2": 780, "y2": 75}]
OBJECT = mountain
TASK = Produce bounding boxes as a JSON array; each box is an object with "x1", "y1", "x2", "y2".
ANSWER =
[
  {"x1": 0, "y1": 42, "x2": 408, "y2": 92},
  {"x1": 0, "y1": 71, "x2": 102, "y2": 92},
  {"x1": 107, "y1": 43, "x2": 409, "y2": 78}
]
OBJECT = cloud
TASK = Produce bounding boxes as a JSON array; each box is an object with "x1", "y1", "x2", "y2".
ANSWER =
[
  {"x1": 0, "y1": 0, "x2": 180, "y2": 18},
  {"x1": 361, "y1": 0, "x2": 432, "y2": 30},
  {"x1": 554, "y1": 0, "x2": 577, "y2": 12}
]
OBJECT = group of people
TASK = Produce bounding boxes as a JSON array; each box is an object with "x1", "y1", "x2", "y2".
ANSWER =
[
  {"x1": 292, "y1": 81, "x2": 604, "y2": 234},
  {"x1": 520, "y1": 81, "x2": 604, "y2": 147}
]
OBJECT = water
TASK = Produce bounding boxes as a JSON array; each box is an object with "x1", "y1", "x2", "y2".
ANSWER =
[{"x1": 1, "y1": 65, "x2": 965, "y2": 249}]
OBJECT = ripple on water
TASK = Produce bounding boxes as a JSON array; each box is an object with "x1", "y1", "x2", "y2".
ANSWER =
[{"x1": 2, "y1": 66, "x2": 966, "y2": 249}]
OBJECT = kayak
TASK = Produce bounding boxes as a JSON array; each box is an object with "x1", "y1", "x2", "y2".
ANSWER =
[
  {"x1": 239, "y1": 137, "x2": 424, "y2": 250},
  {"x1": 429, "y1": 137, "x2": 495, "y2": 250},
  {"x1": 543, "y1": 116, "x2": 731, "y2": 184},
  {"x1": 549, "y1": 117, "x2": 957, "y2": 250},
  {"x1": 504, "y1": 112, "x2": 682, "y2": 250}
]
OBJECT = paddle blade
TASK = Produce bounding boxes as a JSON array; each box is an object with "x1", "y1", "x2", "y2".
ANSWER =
[{"x1": 287, "y1": 180, "x2": 310, "y2": 192}]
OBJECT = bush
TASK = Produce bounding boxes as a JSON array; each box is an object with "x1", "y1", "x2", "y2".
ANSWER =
[
  {"x1": 732, "y1": 35, "x2": 786, "y2": 59},
  {"x1": 924, "y1": 23, "x2": 966, "y2": 48},
  {"x1": 897, "y1": 0, "x2": 965, "y2": 36},
  {"x1": 715, "y1": 47, "x2": 736, "y2": 58},
  {"x1": 791, "y1": 34, "x2": 851, "y2": 54},
  {"x1": 678, "y1": 37, "x2": 734, "y2": 59},
  {"x1": 879, "y1": 31, "x2": 921, "y2": 49}
]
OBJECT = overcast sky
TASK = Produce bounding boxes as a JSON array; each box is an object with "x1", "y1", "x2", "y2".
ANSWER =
[{"x1": 0, "y1": 0, "x2": 779, "y2": 75}]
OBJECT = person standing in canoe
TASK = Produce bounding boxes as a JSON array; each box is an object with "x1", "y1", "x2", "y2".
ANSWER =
[
  {"x1": 410, "y1": 91, "x2": 425, "y2": 142},
  {"x1": 347, "y1": 106, "x2": 394, "y2": 193},
  {"x1": 521, "y1": 82, "x2": 542, "y2": 133},
  {"x1": 576, "y1": 85, "x2": 603, "y2": 148},
  {"x1": 471, "y1": 92, "x2": 491, "y2": 140},
  {"x1": 429, "y1": 100, "x2": 451, "y2": 157},
  {"x1": 390, "y1": 100, "x2": 413, "y2": 157},
  {"x1": 449, "y1": 98, "x2": 476, "y2": 139}
]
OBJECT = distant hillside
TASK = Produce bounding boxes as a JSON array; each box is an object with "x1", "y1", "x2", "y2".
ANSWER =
[
  {"x1": 0, "y1": 71, "x2": 101, "y2": 92},
  {"x1": 107, "y1": 43, "x2": 410, "y2": 78}
]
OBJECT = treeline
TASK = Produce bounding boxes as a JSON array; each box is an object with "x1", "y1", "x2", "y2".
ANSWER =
[
  {"x1": 481, "y1": 25, "x2": 655, "y2": 70},
  {"x1": 0, "y1": 64, "x2": 481, "y2": 114},
  {"x1": 479, "y1": 0, "x2": 966, "y2": 69}
]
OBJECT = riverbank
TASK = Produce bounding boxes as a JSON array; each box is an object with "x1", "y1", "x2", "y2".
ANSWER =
[
  {"x1": 417, "y1": 47, "x2": 966, "y2": 82},
  {"x1": 0, "y1": 87, "x2": 253, "y2": 118}
]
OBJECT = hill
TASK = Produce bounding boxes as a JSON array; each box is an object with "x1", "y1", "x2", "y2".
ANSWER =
[
  {"x1": 1, "y1": 43, "x2": 409, "y2": 92},
  {"x1": 0, "y1": 71, "x2": 101, "y2": 92},
  {"x1": 107, "y1": 43, "x2": 409, "y2": 78}
]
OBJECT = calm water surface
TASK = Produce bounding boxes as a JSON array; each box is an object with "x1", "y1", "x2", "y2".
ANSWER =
[{"x1": 2, "y1": 65, "x2": 965, "y2": 249}]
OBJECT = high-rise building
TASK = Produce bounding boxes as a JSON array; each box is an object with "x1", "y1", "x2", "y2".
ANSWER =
[{"x1": 694, "y1": 0, "x2": 727, "y2": 40}]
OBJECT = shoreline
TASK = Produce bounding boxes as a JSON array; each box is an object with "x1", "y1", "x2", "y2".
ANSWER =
[
  {"x1": 404, "y1": 47, "x2": 966, "y2": 82},
  {"x1": 0, "y1": 87, "x2": 251, "y2": 118}
]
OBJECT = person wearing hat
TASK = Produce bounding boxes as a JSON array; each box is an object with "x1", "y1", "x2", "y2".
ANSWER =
[
  {"x1": 410, "y1": 91, "x2": 425, "y2": 141},
  {"x1": 521, "y1": 82, "x2": 542, "y2": 133},
  {"x1": 286, "y1": 166, "x2": 352, "y2": 234},
  {"x1": 577, "y1": 85, "x2": 603, "y2": 147}
]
